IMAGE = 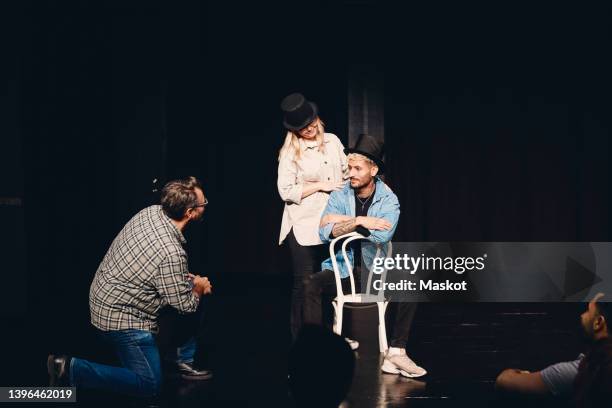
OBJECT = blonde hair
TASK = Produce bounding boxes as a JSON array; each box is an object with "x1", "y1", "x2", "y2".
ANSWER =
[
  {"x1": 277, "y1": 118, "x2": 326, "y2": 162},
  {"x1": 347, "y1": 153, "x2": 376, "y2": 167}
]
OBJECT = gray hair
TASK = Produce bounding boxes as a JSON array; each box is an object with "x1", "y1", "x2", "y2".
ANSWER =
[{"x1": 161, "y1": 176, "x2": 203, "y2": 220}]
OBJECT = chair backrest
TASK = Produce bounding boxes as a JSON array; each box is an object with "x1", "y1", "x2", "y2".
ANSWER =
[{"x1": 328, "y1": 232, "x2": 393, "y2": 299}]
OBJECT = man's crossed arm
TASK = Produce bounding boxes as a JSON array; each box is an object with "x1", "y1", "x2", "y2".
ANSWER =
[{"x1": 320, "y1": 214, "x2": 393, "y2": 238}]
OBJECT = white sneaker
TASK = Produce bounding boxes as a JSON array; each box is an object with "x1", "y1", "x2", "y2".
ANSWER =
[
  {"x1": 344, "y1": 337, "x2": 359, "y2": 350},
  {"x1": 381, "y1": 349, "x2": 427, "y2": 378}
]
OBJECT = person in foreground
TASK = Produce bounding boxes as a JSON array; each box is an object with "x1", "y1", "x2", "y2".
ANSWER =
[
  {"x1": 48, "y1": 177, "x2": 213, "y2": 397},
  {"x1": 304, "y1": 134, "x2": 427, "y2": 378},
  {"x1": 288, "y1": 325, "x2": 355, "y2": 408},
  {"x1": 574, "y1": 299, "x2": 612, "y2": 407},
  {"x1": 495, "y1": 293, "x2": 610, "y2": 399}
]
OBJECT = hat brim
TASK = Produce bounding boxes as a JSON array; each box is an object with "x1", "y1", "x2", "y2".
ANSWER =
[
  {"x1": 344, "y1": 148, "x2": 385, "y2": 175},
  {"x1": 283, "y1": 102, "x2": 319, "y2": 131}
]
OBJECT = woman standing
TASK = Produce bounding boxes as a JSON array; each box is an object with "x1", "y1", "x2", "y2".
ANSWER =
[{"x1": 277, "y1": 93, "x2": 348, "y2": 342}]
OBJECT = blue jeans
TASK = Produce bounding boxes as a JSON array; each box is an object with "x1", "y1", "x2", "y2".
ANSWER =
[
  {"x1": 176, "y1": 337, "x2": 196, "y2": 364},
  {"x1": 70, "y1": 329, "x2": 161, "y2": 398}
]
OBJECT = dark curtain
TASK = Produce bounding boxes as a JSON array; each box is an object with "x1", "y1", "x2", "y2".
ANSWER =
[
  {"x1": 4, "y1": 0, "x2": 612, "y2": 387},
  {"x1": 382, "y1": 4, "x2": 612, "y2": 242},
  {"x1": 386, "y1": 82, "x2": 611, "y2": 242}
]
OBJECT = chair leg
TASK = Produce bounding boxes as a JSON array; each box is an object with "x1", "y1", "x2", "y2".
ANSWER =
[
  {"x1": 377, "y1": 301, "x2": 389, "y2": 353},
  {"x1": 333, "y1": 301, "x2": 344, "y2": 336}
]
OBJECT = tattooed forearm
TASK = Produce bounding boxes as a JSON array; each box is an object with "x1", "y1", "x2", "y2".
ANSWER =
[{"x1": 332, "y1": 218, "x2": 357, "y2": 237}]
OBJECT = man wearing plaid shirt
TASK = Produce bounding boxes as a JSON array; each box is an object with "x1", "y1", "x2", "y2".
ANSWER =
[{"x1": 48, "y1": 177, "x2": 212, "y2": 398}]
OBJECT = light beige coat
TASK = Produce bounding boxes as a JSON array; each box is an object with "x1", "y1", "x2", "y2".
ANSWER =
[{"x1": 277, "y1": 133, "x2": 348, "y2": 245}]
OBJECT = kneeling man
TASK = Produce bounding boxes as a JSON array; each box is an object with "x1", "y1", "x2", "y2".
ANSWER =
[{"x1": 48, "y1": 177, "x2": 212, "y2": 397}]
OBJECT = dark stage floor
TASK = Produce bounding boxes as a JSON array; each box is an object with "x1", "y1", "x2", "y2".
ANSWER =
[{"x1": 3, "y1": 279, "x2": 585, "y2": 407}]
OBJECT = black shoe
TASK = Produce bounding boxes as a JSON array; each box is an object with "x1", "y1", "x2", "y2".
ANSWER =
[
  {"x1": 177, "y1": 362, "x2": 213, "y2": 381},
  {"x1": 47, "y1": 354, "x2": 71, "y2": 386}
]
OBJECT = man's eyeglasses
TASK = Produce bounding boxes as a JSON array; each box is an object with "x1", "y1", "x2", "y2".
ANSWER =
[{"x1": 192, "y1": 198, "x2": 208, "y2": 208}]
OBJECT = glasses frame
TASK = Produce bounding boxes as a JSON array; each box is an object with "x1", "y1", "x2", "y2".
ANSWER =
[{"x1": 191, "y1": 197, "x2": 208, "y2": 208}]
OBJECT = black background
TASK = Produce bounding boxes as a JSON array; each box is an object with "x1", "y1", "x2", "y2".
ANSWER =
[{"x1": 1, "y1": 0, "x2": 611, "y2": 388}]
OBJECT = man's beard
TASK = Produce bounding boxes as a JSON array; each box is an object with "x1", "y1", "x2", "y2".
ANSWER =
[
  {"x1": 351, "y1": 178, "x2": 372, "y2": 191},
  {"x1": 186, "y1": 214, "x2": 204, "y2": 227},
  {"x1": 578, "y1": 317, "x2": 595, "y2": 344}
]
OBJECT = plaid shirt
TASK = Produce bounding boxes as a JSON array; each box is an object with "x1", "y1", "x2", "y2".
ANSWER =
[{"x1": 90, "y1": 205, "x2": 199, "y2": 331}]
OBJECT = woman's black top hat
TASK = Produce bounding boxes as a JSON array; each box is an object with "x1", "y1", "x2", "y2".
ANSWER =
[
  {"x1": 280, "y1": 93, "x2": 319, "y2": 131},
  {"x1": 344, "y1": 134, "x2": 385, "y2": 174}
]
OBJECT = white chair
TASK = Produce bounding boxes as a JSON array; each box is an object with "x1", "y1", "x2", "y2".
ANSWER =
[{"x1": 329, "y1": 232, "x2": 392, "y2": 353}]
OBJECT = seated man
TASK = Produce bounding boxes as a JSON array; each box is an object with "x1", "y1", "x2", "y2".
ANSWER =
[
  {"x1": 495, "y1": 293, "x2": 609, "y2": 397},
  {"x1": 48, "y1": 177, "x2": 213, "y2": 397},
  {"x1": 303, "y1": 134, "x2": 426, "y2": 378},
  {"x1": 574, "y1": 312, "x2": 612, "y2": 407}
]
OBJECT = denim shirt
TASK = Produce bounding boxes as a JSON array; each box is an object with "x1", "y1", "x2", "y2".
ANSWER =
[{"x1": 319, "y1": 178, "x2": 400, "y2": 278}]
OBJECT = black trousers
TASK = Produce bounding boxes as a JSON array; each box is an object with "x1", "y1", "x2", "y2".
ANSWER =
[
  {"x1": 286, "y1": 229, "x2": 328, "y2": 340},
  {"x1": 303, "y1": 267, "x2": 417, "y2": 348}
]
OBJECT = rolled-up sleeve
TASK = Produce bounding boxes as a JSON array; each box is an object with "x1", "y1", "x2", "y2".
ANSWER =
[
  {"x1": 154, "y1": 252, "x2": 199, "y2": 314},
  {"x1": 277, "y1": 155, "x2": 303, "y2": 205}
]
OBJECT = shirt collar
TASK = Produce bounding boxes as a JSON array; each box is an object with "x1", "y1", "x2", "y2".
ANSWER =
[
  {"x1": 371, "y1": 177, "x2": 388, "y2": 204},
  {"x1": 158, "y1": 205, "x2": 187, "y2": 244},
  {"x1": 300, "y1": 133, "x2": 331, "y2": 151}
]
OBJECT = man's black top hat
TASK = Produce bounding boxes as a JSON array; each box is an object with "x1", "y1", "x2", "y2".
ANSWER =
[
  {"x1": 344, "y1": 134, "x2": 385, "y2": 175},
  {"x1": 280, "y1": 93, "x2": 319, "y2": 131}
]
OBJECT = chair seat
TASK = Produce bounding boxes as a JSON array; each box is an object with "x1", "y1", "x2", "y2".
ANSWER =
[{"x1": 334, "y1": 294, "x2": 387, "y2": 303}]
